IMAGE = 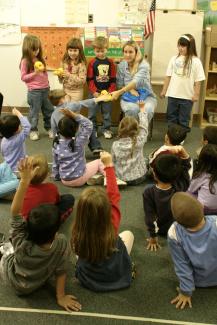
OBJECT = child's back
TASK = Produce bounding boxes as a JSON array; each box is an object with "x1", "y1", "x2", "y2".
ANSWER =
[
  {"x1": 0, "y1": 108, "x2": 30, "y2": 171},
  {"x1": 168, "y1": 192, "x2": 217, "y2": 308}
]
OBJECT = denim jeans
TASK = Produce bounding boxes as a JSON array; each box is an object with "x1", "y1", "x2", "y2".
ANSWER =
[
  {"x1": 167, "y1": 97, "x2": 193, "y2": 130},
  {"x1": 120, "y1": 96, "x2": 157, "y2": 122},
  {"x1": 27, "y1": 88, "x2": 54, "y2": 131},
  {"x1": 88, "y1": 98, "x2": 112, "y2": 132}
]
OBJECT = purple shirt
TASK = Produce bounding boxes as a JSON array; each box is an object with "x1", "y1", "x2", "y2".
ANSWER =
[
  {"x1": 52, "y1": 115, "x2": 93, "y2": 180},
  {"x1": 1, "y1": 116, "x2": 31, "y2": 171}
]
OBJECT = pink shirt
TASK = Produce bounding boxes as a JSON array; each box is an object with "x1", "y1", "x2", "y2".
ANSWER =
[{"x1": 20, "y1": 58, "x2": 49, "y2": 90}]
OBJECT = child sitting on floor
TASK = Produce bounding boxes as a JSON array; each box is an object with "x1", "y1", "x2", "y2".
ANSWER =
[
  {"x1": 0, "y1": 161, "x2": 19, "y2": 200},
  {"x1": 0, "y1": 158, "x2": 81, "y2": 312},
  {"x1": 143, "y1": 146, "x2": 191, "y2": 251},
  {"x1": 111, "y1": 100, "x2": 148, "y2": 185},
  {"x1": 71, "y1": 151, "x2": 134, "y2": 292},
  {"x1": 168, "y1": 192, "x2": 217, "y2": 310},
  {"x1": 188, "y1": 144, "x2": 217, "y2": 215},
  {"x1": 52, "y1": 109, "x2": 105, "y2": 187},
  {"x1": 0, "y1": 108, "x2": 31, "y2": 171},
  {"x1": 21, "y1": 153, "x2": 74, "y2": 221},
  {"x1": 49, "y1": 89, "x2": 111, "y2": 155}
]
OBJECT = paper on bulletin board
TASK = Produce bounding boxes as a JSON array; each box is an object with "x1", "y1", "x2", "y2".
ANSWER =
[
  {"x1": 0, "y1": 0, "x2": 21, "y2": 44},
  {"x1": 21, "y1": 26, "x2": 83, "y2": 69},
  {"x1": 119, "y1": 0, "x2": 148, "y2": 25},
  {"x1": 65, "y1": 0, "x2": 88, "y2": 24}
]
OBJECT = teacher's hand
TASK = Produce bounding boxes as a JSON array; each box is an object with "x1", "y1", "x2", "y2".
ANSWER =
[{"x1": 111, "y1": 90, "x2": 122, "y2": 101}]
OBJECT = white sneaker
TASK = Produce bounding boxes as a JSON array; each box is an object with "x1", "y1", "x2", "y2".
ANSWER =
[
  {"x1": 30, "y1": 131, "x2": 39, "y2": 141},
  {"x1": 103, "y1": 130, "x2": 113, "y2": 139},
  {"x1": 104, "y1": 177, "x2": 127, "y2": 187},
  {"x1": 86, "y1": 174, "x2": 104, "y2": 185},
  {"x1": 48, "y1": 129, "x2": 54, "y2": 139}
]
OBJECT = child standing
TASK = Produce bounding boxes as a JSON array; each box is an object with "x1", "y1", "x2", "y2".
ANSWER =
[
  {"x1": 161, "y1": 34, "x2": 205, "y2": 130},
  {"x1": 71, "y1": 152, "x2": 134, "y2": 292},
  {"x1": 0, "y1": 158, "x2": 81, "y2": 312},
  {"x1": 168, "y1": 192, "x2": 217, "y2": 310},
  {"x1": 143, "y1": 147, "x2": 191, "y2": 251},
  {"x1": 0, "y1": 107, "x2": 31, "y2": 171},
  {"x1": 188, "y1": 144, "x2": 217, "y2": 214},
  {"x1": 111, "y1": 101, "x2": 148, "y2": 185},
  {"x1": 52, "y1": 109, "x2": 105, "y2": 187},
  {"x1": 20, "y1": 34, "x2": 54, "y2": 141},
  {"x1": 21, "y1": 154, "x2": 74, "y2": 221},
  {"x1": 58, "y1": 38, "x2": 87, "y2": 101},
  {"x1": 87, "y1": 36, "x2": 116, "y2": 139}
]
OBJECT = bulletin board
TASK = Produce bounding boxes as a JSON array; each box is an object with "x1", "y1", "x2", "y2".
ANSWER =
[
  {"x1": 21, "y1": 27, "x2": 84, "y2": 69},
  {"x1": 151, "y1": 10, "x2": 204, "y2": 84}
]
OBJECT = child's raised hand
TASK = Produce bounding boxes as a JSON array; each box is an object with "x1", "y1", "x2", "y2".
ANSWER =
[
  {"x1": 57, "y1": 294, "x2": 82, "y2": 312},
  {"x1": 18, "y1": 158, "x2": 39, "y2": 183},
  {"x1": 59, "y1": 108, "x2": 78, "y2": 119},
  {"x1": 146, "y1": 237, "x2": 161, "y2": 251},
  {"x1": 12, "y1": 107, "x2": 22, "y2": 118},
  {"x1": 100, "y1": 151, "x2": 113, "y2": 167}
]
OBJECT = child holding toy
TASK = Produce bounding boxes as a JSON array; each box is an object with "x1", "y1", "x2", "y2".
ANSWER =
[
  {"x1": 57, "y1": 38, "x2": 87, "y2": 101},
  {"x1": 20, "y1": 34, "x2": 53, "y2": 141},
  {"x1": 87, "y1": 36, "x2": 116, "y2": 139}
]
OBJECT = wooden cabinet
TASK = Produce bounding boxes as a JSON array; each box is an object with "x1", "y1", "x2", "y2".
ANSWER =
[{"x1": 200, "y1": 25, "x2": 217, "y2": 127}]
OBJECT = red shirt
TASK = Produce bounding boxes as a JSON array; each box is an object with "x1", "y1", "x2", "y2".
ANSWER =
[{"x1": 22, "y1": 183, "x2": 60, "y2": 219}]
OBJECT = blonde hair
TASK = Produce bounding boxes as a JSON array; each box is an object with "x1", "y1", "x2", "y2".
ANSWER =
[
  {"x1": 71, "y1": 187, "x2": 116, "y2": 263},
  {"x1": 118, "y1": 116, "x2": 139, "y2": 158},
  {"x1": 123, "y1": 40, "x2": 143, "y2": 75},
  {"x1": 49, "y1": 89, "x2": 66, "y2": 106},
  {"x1": 92, "y1": 36, "x2": 109, "y2": 49},
  {"x1": 29, "y1": 154, "x2": 49, "y2": 185}
]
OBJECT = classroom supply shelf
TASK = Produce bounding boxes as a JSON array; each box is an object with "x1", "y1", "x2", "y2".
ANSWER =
[{"x1": 200, "y1": 25, "x2": 217, "y2": 128}]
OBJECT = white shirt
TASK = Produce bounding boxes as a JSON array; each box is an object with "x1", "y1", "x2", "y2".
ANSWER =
[{"x1": 166, "y1": 55, "x2": 205, "y2": 100}]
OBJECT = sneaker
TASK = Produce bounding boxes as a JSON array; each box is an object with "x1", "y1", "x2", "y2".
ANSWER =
[
  {"x1": 30, "y1": 131, "x2": 39, "y2": 141},
  {"x1": 86, "y1": 174, "x2": 104, "y2": 185},
  {"x1": 104, "y1": 177, "x2": 127, "y2": 187},
  {"x1": 103, "y1": 130, "x2": 113, "y2": 139},
  {"x1": 92, "y1": 148, "x2": 103, "y2": 156},
  {"x1": 47, "y1": 129, "x2": 54, "y2": 139}
]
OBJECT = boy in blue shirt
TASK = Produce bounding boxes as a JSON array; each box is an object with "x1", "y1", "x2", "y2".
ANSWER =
[{"x1": 168, "y1": 192, "x2": 217, "y2": 309}]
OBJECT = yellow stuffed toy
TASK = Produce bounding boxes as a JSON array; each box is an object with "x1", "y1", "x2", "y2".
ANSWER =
[
  {"x1": 53, "y1": 68, "x2": 64, "y2": 76},
  {"x1": 34, "y1": 61, "x2": 45, "y2": 72},
  {"x1": 100, "y1": 90, "x2": 112, "y2": 101}
]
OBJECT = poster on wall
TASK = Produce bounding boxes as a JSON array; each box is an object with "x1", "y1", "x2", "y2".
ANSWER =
[
  {"x1": 197, "y1": 0, "x2": 217, "y2": 25},
  {"x1": 84, "y1": 26, "x2": 144, "y2": 57},
  {"x1": 65, "y1": 0, "x2": 89, "y2": 24},
  {"x1": 21, "y1": 27, "x2": 83, "y2": 69},
  {"x1": 119, "y1": 0, "x2": 148, "y2": 25},
  {"x1": 0, "y1": 0, "x2": 21, "y2": 44}
]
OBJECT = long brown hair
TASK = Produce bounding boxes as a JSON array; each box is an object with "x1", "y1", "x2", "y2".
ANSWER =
[
  {"x1": 122, "y1": 40, "x2": 143, "y2": 76},
  {"x1": 20, "y1": 34, "x2": 45, "y2": 73},
  {"x1": 71, "y1": 187, "x2": 116, "y2": 263},
  {"x1": 118, "y1": 116, "x2": 139, "y2": 158},
  {"x1": 177, "y1": 33, "x2": 197, "y2": 77},
  {"x1": 62, "y1": 38, "x2": 86, "y2": 65}
]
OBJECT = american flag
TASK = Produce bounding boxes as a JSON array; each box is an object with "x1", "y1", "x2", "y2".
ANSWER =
[{"x1": 144, "y1": 0, "x2": 156, "y2": 39}]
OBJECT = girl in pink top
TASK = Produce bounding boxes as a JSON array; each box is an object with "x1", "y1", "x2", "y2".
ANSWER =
[{"x1": 20, "y1": 34, "x2": 53, "y2": 141}]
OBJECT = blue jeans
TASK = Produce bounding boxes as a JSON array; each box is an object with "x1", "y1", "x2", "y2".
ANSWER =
[
  {"x1": 27, "y1": 88, "x2": 54, "y2": 131},
  {"x1": 120, "y1": 96, "x2": 157, "y2": 122},
  {"x1": 167, "y1": 97, "x2": 193, "y2": 130},
  {"x1": 88, "y1": 99, "x2": 112, "y2": 132}
]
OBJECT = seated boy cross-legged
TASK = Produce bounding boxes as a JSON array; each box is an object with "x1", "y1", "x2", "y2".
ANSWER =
[
  {"x1": 168, "y1": 192, "x2": 217, "y2": 310},
  {"x1": 0, "y1": 158, "x2": 81, "y2": 312}
]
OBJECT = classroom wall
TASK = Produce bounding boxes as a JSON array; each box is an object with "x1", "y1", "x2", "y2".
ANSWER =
[{"x1": 0, "y1": 0, "x2": 198, "y2": 112}]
